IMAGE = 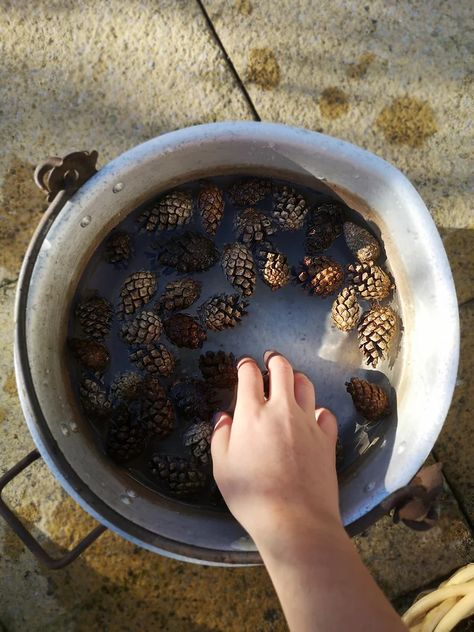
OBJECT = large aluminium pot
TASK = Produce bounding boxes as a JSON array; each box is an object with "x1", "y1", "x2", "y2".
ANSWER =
[{"x1": 7, "y1": 122, "x2": 458, "y2": 567}]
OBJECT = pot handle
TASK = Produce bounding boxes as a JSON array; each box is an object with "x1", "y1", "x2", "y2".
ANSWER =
[{"x1": 0, "y1": 449, "x2": 107, "y2": 569}]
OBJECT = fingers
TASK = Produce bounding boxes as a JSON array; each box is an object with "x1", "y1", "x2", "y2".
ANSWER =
[
  {"x1": 315, "y1": 408, "x2": 338, "y2": 442},
  {"x1": 211, "y1": 411, "x2": 233, "y2": 457},
  {"x1": 294, "y1": 372, "x2": 316, "y2": 412},
  {"x1": 264, "y1": 350, "x2": 295, "y2": 400},
  {"x1": 236, "y1": 357, "x2": 265, "y2": 407}
]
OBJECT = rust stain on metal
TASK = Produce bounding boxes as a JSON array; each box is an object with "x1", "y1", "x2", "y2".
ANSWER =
[{"x1": 34, "y1": 150, "x2": 99, "y2": 202}]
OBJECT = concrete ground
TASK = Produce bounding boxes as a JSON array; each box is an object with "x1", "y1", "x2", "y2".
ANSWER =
[{"x1": 0, "y1": 1, "x2": 472, "y2": 630}]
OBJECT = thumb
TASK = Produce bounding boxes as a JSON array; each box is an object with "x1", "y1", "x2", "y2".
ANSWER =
[
  {"x1": 211, "y1": 411, "x2": 233, "y2": 459},
  {"x1": 315, "y1": 408, "x2": 338, "y2": 443}
]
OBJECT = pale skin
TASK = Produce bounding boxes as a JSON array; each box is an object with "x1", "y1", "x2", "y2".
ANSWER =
[{"x1": 211, "y1": 351, "x2": 407, "y2": 632}]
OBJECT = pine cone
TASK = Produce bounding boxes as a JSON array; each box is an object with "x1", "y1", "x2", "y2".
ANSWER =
[
  {"x1": 79, "y1": 376, "x2": 111, "y2": 418},
  {"x1": 120, "y1": 270, "x2": 157, "y2": 316},
  {"x1": 164, "y1": 314, "x2": 207, "y2": 349},
  {"x1": 156, "y1": 278, "x2": 202, "y2": 314},
  {"x1": 294, "y1": 255, "x2": 344, "y2": 297},
  {"x1": 104, "y1": 232, "x2": 133, "y2": 264},
  {"x1": 149, "y1": 454, "x2": 206, "y2": 497},
  {"x1": 69, "y1": 338, "x2": 110, "y2": 373},
  {"x1": 140, "y1": 376, "x2": 175, "y2": 439},
  {"x1": 158, "y1": 231, "x2": 220, "y2": 273},
  {"x1": 111, "y1": 372, "x2": 143, "y2": 402},
  {"x1": 331, "y1": 287, "x2": 361, "y2": 332},
  {"x1": 140, "y1": 190, "x2": 193, "y2": 232},
  {"x1": 358, "y1": 306, "x2": 398, "y2": 368},
  {"x1": 199, "y1": 351, "x2": 237, "y2": 388},
  {"x1": 198, "y1": 183, "x2": 225, "y2": 236},
  {"x1": 256, "y1": 241, "x2": 290, "y2": 290},
  {"x1": 120, "y1": 311, "x2": 163, "y2": 346},
  {"x1": 105, "y1": 406, "x2": 147, "y2": 463},
  {"x1": 346, "y1": 377, "x2": 391, "y2": 422},
  {"x1": 199, "y1": 293, "x2": 249, "y2": 331},
  {"x1": 76, "y1": 296, "x2": 112, "y2": 340},
  {"x1": 183, "y1": 420, "x2": 213, "y2": 465},
  {"x1": 234, "y1": 207, "x2": 275, "y2": 245},
  {"x1": 347, "y1": 262, "x2": 394, "y2": 300},
  {"x1": 228, "y1": 177, "x2": 271, "y2": 206},
  {"x1": 271, "y1": 185, "x2": 309, "y2": 231},
  {"x1": 343, "y1": 222, "x2": 381, "y2": 263},
  {"x1": 221, "y1": 243, "x2": 256, "y2": 296},
  {"x1": 169, "y1": 379, "x2": 216, "y2": 420},
  {"x1": 130, "y1": 343, "x2": 176, "y2": 376},
  {"x1": 305, "y1": 201, "x2": 344, "y2": 253}
]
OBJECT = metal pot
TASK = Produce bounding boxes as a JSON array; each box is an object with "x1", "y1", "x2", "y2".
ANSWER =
[{"x1": 0, "y1": 122, "x2": 459, "y2": 568}]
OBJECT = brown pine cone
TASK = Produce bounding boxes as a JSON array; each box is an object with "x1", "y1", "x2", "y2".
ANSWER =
[
  {"x1": 256, "y1": 241, "x2": 290, "y2": 290},
  {"x1": 221, "y1": 243, "x2": 256, "y2": 296},
  {"x1": 130, "y1": 343, "x2": 176, "y2": 376},
  {"x1": 164, "y1": 314, "x2": 207, "y2": 349},
  {"x1": 199, "y1": 351, "x2": 237, "y2": 388},
  {"x1": 347, "y1": 262, "x2": 394, "y2": 300},
  {"x1": 343, "y1": 222, "x2": 381, "y2": 263},
  {"x1": 158, "y1": 231, "x2": 220, "y2": 273},
  {"x1": 149, "y1": 454, "x2": 207, "y2": 497},
  {"x1": 358, "y1": 306, "x2": 398, "y2": 368},
  {"x1": 183, "y1": 420, "x2": 213, "y2": 465},
  {"x1": 305, "y1": 200, "x2": 344, "y2": 253},
  {"x1": 331, "y1": 287, "x2": 361, "y2": 332},
  {"x1": 69, "y1": 338, "x2": 110, "y2": 373},
  {"x1": 140, "y1": 376, "x2": 175, "y2": 439},
  {"x1": 199, "y1": 293, "x2": 249, "y2": 331},
  {"x1": 111, "y1": 372, "x2": 143, "y2": 402},
  {"x1": 156, "y1": 278, "x2": 202, "y2": 314},
  {"x1": 105, "y1": 405, "x2": 147, "y2": 463},
  {"x1": 76, "y1": 296, "x2": 112, "y2": 340},
  {"x1": 198, "y1": 183, "x2": 225, "y2": 236},
  {"x1": 234, "y1": 207, "x2": 275, "y2": 245},
  {"x1": 294, "y1": 255, "x2": 344, "y2": 297},
  {"x1": 79, "y1": 376, "x2": 111, "y2": 418},
  {"x1": 104, "y1": 232, "x2": 133, "y2": 264},
  {"x1": 228, "y1": 177, "x2": 272, "y2": 206},
  {"x1": 272, "y1": 185, "x2": 309, "y2": 231},
  {"x1": 169, "y1": 379, "x2": 217, "y2": 420},
  {"x1": 346, "y1": 377, "x2": 391, "y2": 422},
  {"x1": 139, "y1": 190, "x2": 193, "y2": 232},
  {"x1": 120, "y1": 270, "x2": 157, "y2": 316},
  {"x1": 121, "y1": 311, "x2": 163, "y2": 346}
]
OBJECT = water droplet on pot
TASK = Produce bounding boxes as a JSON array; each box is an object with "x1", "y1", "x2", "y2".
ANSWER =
[
  {"x1": 364, "y1": 481, "x2": 375, "y2": 493},
  {"x1": 113, "y1": 182, "x2": 124, "y2": 193},
  {"x1": 80, "y1": 215, "x2": 92, "y2": 227},
  {"x1": 70, "y1": 421, "x2": 79, "y2": 433},
  {"x1": 126, "y1": 489, "x2": 137, "y2": 498},
  {"x1": 60, "y1": 423, "x2": 70, "y2": 436},
  {"x1": 397, "y1": 442, "x2": 407, "y2": 454},
  {"x1": 120, "y1": 494, "x2": 131, "y2": 505}
]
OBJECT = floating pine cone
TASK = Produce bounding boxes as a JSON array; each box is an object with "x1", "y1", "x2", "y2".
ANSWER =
[
  {"x1": 164, "y1": 314, "x2": 207, "y2": 349},
  {"x1": 199, "y1": 293, "x2": 248, "y2": 331},
  {"x1": 221, "y1": 243, "x2": 256, "y2": 297},
  {"x1": 234, "y1": 207, "x2": 275, "y2": 245},
  {"x1": 170, "y1": 379, "x2": 216, "y2": 420},
  {"x1": 156, "y1": 278, "x2": 202, "y2": 314},
  {"x1": 228, "y1": 177, "x2": 271, "y2": 206},
  {"x1": 347, "y1": 262, "x2": 394, "y2": 300},
  {"x1": 256, "y1": 241, "x2": 290, "y2": 290},
  {"x1": 295, "y1": 255, "x2": 344, "y2": 297},
  {"x1": 150, "y1": 455, "x2": 206, "y2": 497},
  {"x1": 76, "y1": 296, "x2": 112, "y2": 340},
  {"x1": 69, "y1": 338, "x2": 110, "y2": 373},
  {"x1": 305, "y1": 201, "x2": 344, "y2": 253},
  {"x1": 272, "y1": 185, "x2": 309, "y2": 231},
  {"x1": 346, "y1": 377, "x2": 391, "y2": 422},
  {"x1": 140, "y1": 190, "x2": 193, "y2": 232},
  {"x1": 198, "y1": 183, "x2": 224, "y2": 236},
  {"x1": 158, "y1": 231, "x2": 220, "y2": 273},
  {"x1": 121, "y1": 311, "x2": 163, "y2": 346},
  {"x1": 120, "y1": 270, "x2": 156, "y2": 316},
  {"x1": 331, "y1": 287, "x2": 361, "y2": 332},
  {"x1": 358, "y1": 306, "x2": 398, "y2": 368},
  {"x1": 79, "y1": 376, "x2": 111, "y2": 418},
  {"x1": 199, "y1": 351, "x2": 237, "y2": 388},
  {"x1": 130, "y1": 343, "x2": 176, "y2": 376},
  {"x1": 104, "y1": 231, "x2": 133, "y2": 264},
  {"x1": 183, "y1": 420, "x2": 213, "y2": 465},
  {"x1": 343, "y1": 222, "x2": 381, "y2": 263},
  {"x1": 105, "y1": 406, "x2": 147, "y2": 463},
  {"x1": 140, "y1": 376, "x2": 175, "y2": 439},
  {"x1": 111, "y1": 372, "x2": 143, "y2": 402}
]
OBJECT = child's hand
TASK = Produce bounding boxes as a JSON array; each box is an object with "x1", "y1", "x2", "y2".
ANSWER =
[{"x1": 211, "y1": 351, "x2": 341, "y2": 553}]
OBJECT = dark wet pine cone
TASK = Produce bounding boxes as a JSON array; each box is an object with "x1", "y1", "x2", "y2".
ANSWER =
[
  {"x1": 199, "y1": 351, "x2": 237, "y2": 388},
  {"x1": 164, "y1": 314, "x2": 207, "y2": 349},
  {"x1": 228, "y1": 177, "x2": 272, "y2": 206},
  {"x1": 233, "y1": 207, "x2": 275, "y2": 245},
  {"x1": 79, "y1": 376, "x2": 111, "y2": 418},
  {"x1": 343, "y1": 222, "x2": 381, "y2": 263},
  {"x1": 272, "y1": 185, "x2": 309, "y2": 231},
  {"x1": 346, "y1": 377, "x2": 391, "y2": 422},
  {"x1": 347, "y1": 262, "x2": 394, "y2": 301},
  {"x1": 170, "y1": 379, "x2": 216, "y2": 420},
  {"x1": 121, "y1": 311, "x2": 163, "y2": 346},
  {"x1": 294, "y1": 255, "x2": 344, "y2": 297},
  {"x1": 69, "y1": 338, "x2": 110, "y2": 373},
  {"x1": 104, "y1": 231, "x2": 133, "y2": 264},
  {"x1": 331, "y1": 286, "x2": 361, "y2": 332},
  {"x1": 157, "y1": 231, "x2": 220, "y2": 273},
  {"x1": 256, "y1": 241, "x2": 290, "y2": 290},
  {"x1": 150, "y1": 455, "x2": 207, "y2": 497},
  {"x1": 76, "y1": 296, "x2": 112, "y2": 340},
  {"x1": 199, "y1": 293, "x2": 249, "y2": 331},
  {"x1": 156, "y1": 278, "x2": 202, "y2": 314},
  {"x1": 140, "y1": 376, "x2": 175, "y2": 439},
  {"x1": 305, "y1": 200, "x2": 344, "y2": 253},
  {"x1": 111, "y1": 372, "x2": 143, "y2": 402},
  {"x1": 120, "y1": 270, "x2": 157, "y2": 316},
  {"x1": 105, "y1": 406, "x2": 147, "y2": 463},
  {"x1": 358, "y1": 306, "x2": 398, "y2": 368},
  {"x1": 130, "y1": 343, "x2": 176, "y2": 376},
  {"x1": 140, "y1": 190, "x2": 193, "y2": 232},
  {"x1": 221, "y1": 243, "x2": 256, "y2": 296},
  {"x1": 183, "y1": 420, "x2": 213, "y2": 465},
  {"x1": 198, "y1": 183, "x2": 225, "y2": 236}
]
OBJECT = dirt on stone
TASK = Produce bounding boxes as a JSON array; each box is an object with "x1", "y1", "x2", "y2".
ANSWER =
[
  {"x1": 346, "y1": 52, "x2": 375, "y2": 79},
  {"x1": 376, "y1": 96, "x2": 437, "y2": 147},
  {"x1": 319, "y1": 87, "x2": 350, "y2": 119},
  {"x1": 246, "y1": 47, "x2": 280, "y2": 89}
]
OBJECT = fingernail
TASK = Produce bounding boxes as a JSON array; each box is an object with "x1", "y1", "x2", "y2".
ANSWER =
[
  {"x1": 236, "y1": 355, "x2": 255, "y2": 369},
  {"x1": 263, "y1": 349, "x2": 278, "y2": 365}
]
